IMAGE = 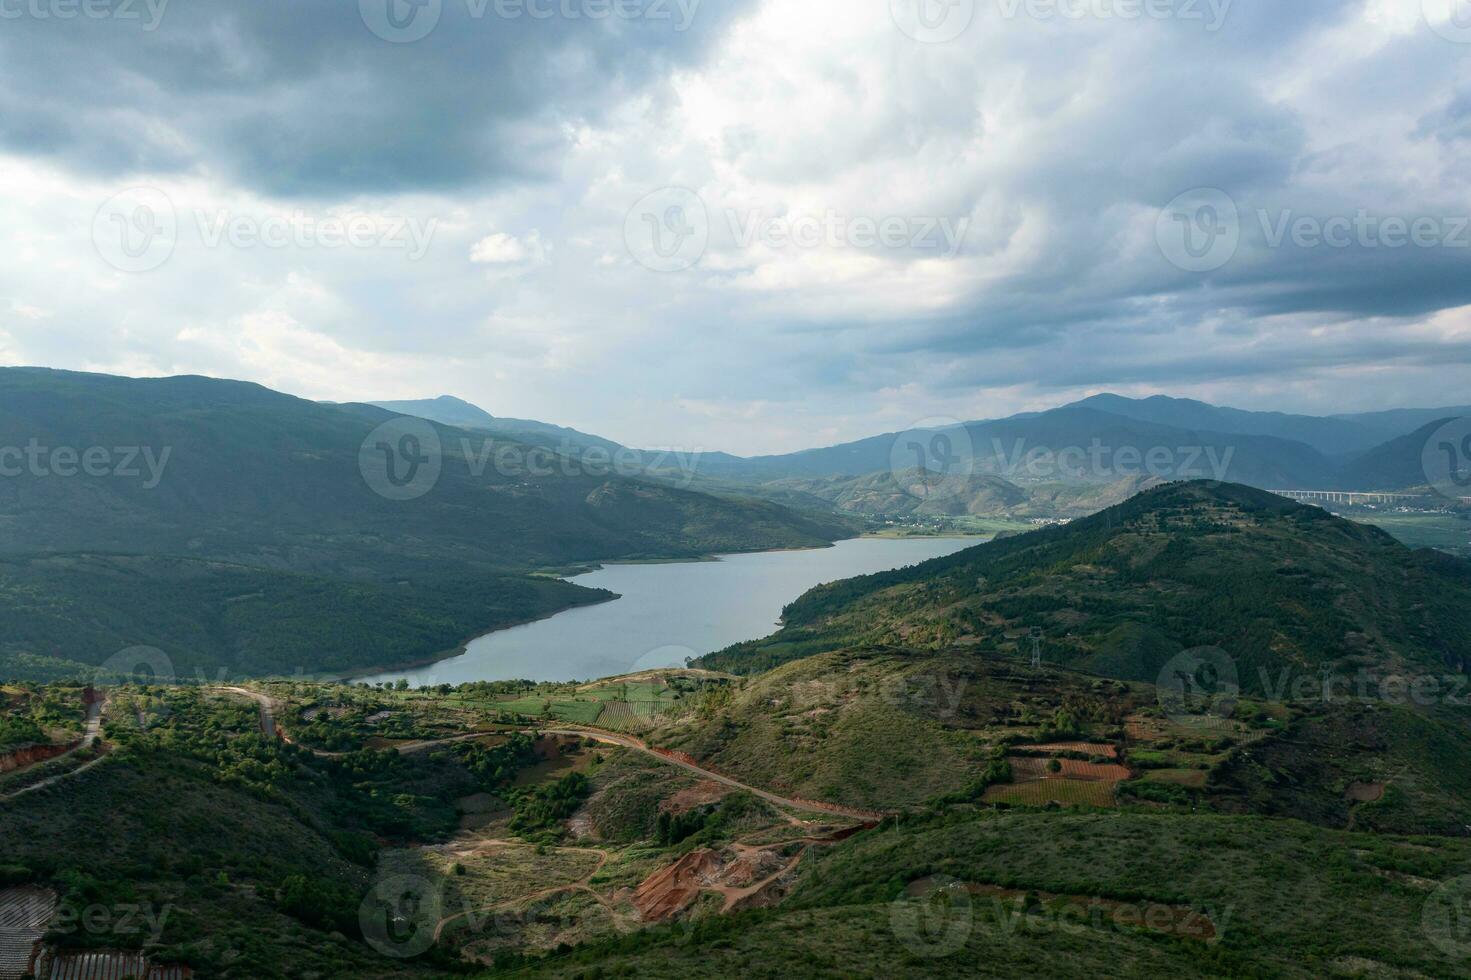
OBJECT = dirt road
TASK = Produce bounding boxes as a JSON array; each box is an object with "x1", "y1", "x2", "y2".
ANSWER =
[
  {"x1": 215, "y1": 687, "x2": 276, "y2": 736},
  {"x1": 539, "y1": 727, "x2": 885, "y2": 823}
]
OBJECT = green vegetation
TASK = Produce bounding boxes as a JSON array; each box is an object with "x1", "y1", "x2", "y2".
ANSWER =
[
  {"x1": 507, "y1": 771, "x2": 592, "y2": 841},
  {"x1": 0, "y1": 554, "x2": 608, "y2": 681},
  {"x1": 0, "y1": 368, "x2": 851, "y2": 682},
  {"x1": 7, "y1": 479, "x2": 1471, "y2": 977},
  {"x1": 699, "y1": 483, "x2": 1471, "y2": 690},
  {"x1": 1352, "y1": 511, "x2": 1471, "y2": 557}
]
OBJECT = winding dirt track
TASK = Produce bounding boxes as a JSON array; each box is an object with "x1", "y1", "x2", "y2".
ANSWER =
[
  {"x1": 0, "y1": 701, "x2": 108, "y2": 802},
  {"x1": 216, "y1": 686, "x2": 276, "y2": 736},
  {"x1": 430, "y1": 842, "x2": 622, "y2": 941},
  {"x1": 539, "y1": 727, "x2": 884, "y2": 823},
  {"x1": 209, "y1": 688, "x2": 882, "y2": 822}
]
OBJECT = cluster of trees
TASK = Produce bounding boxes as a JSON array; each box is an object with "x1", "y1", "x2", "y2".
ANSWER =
[
  {"x1": 507, "y1": 771, "x2": 591, "y2": 839},
  {"x1": 455, "y1": 733, "x2": 539, "y2": 788}
]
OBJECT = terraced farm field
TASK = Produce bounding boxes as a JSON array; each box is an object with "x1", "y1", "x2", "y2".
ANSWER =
[
  {"x1": 596, "y1": 701, "x2": 670, "y2": 731},
  {"x1": 983, "y1": 780, "x2": 1118, "y2": 808},
  {"x1": 1009, "y1": 757, "x2": 1131, "y2": 782},
  {"x1": 1013, "y1": 742, "x2": 1119, "y2": 758}
]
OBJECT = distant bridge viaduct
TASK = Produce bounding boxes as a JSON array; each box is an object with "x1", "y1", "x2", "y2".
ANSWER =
[{"x1": 1272, "y1": 489, "x2": 1471, "y2": 506}]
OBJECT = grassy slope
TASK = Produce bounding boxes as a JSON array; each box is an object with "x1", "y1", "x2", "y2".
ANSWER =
[
  {"x1": 653, "y1": 649, "x2": 1150, "y2": 811},
  {"x1": 0, "y1": 554, "x2": 606, "y2": 679},
  {"x1": 0, "y1": 369, "x2": 852, "y2": 680},
  {"x1": 493, "y1": 811, "x2": 1471, "y2": 979},
  {"x1": 698, "y1": 482, "x2": 1471, "y2": 689},
  {"x1": 0, "y1": 368, "x2": 850, "y2": 569}
]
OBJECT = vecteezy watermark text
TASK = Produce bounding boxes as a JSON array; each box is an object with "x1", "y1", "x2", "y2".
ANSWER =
[
  {"x1": 359, "y1": 0, "x2": 701, "y2": 44},
  {"x1": 995, "y1": 0, "x2": 1231, "y2": 29},
  {"x1": 890, "y1": 876, "x2": 1230, "y2": 957},
  {"x1": 359, "y1": 416, "x2": 701, "y2": 501},
  {"x1": 0, "y1": 0, "x2": 168, "y2": 28},
  {"x1": 93, "y1": 186, "x2": 439, "y2": 273},
  {"x1": 622, "y1": 188, "x2": 973, "y2": 273},
  {"x1": 1157, "y1": 187, "x2": 1471, "y2": 273},
  {"x1": 886, "y1": 420, "x2": 1239, "y2": 503},
  {"x1": 49, "y1": 902, "x2": 174, "y2": 945},
  {"x1": 727, "y1": 210, "x2": 970, "y2": 258},
  {"x1": 1156, "y1": 647, "x2": 1471, "y2": 728},
  {"x1": 0, "y1": 441, "x2": 171, "y2": 489}
]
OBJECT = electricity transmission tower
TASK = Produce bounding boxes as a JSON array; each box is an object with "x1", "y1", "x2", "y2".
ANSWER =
[{"x1": 1030, "y1": 627, "x2": 1043, "y2": 669}]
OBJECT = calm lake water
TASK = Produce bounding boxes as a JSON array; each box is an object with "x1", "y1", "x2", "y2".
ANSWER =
[{"x1": 360, "y1": 536, "x2": 982, "y2": 686}]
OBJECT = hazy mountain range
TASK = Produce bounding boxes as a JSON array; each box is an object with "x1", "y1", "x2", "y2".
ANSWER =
[{"x1": 375, "y1": 391, "x2": 1471, "y2": 511}]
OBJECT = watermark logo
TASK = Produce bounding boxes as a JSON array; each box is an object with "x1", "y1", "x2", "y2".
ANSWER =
[
  {"x1": 94, "y1": 646, "x2": 176, "y2": 687},
  {"x1": 360, "y1": 417, "x2": 444, "y2": 501},
  {"x1": 1258, "y1": 210, "x2": 1470, "y2": 251},
  {"x1": 0, "y1": 440, "x2": 172, "y2": 487},
  {"x1": 995, "y1": 0, "x2": 1231, "y2": 30},
  {"x1": 0, "y1": 0, "x2": 170, "y2": 28},
  {"x1": 1423, "y1": 876, "x2": 1471, "y2": 957},
  {"x1": 890, "y1": 0, "x2": 976, "y2": 43},
  {"x1": 93, "y1": 186, "x2": 177, "y2": 274},
  {"x1": 49, "y1": 901, "x2": 173, "y2": 945},
  {"x1": 360, "y1": 874, "x2": 443, "y2": 959},
  {"x1": 360, "y1": 0, "x2": 442, "y2": 42},
  {"x1": 625, "y1": 187, "x2": 709, "y2": 273},
  {"x1": 890, "y1": 876, "x2": 973, "y2": 957},
  {"x1": 889, "y1": 418, "x2": 976, "y2": 502},
  {"x1": 1156, "y1": 188, "x2": 1239, "y2": 273},
  {"x1": 1422, "y1": 417, "x2": 1471, "y2": 501},
  {"x1": 988, "y1": 438, "x2": 1235, "y2": 482},
  {"x1": 630, "y1": 644, "x2": 699, "y2": 673},
  {"x1": 1424, "y1": 0, "x2": 1471, "y2": 43},
  {"x1": 193, "y1": 208, "x2": 437, "y2": 258},
  {"x1": 1156, "y1": 646, "x2": 1239, "y2": 725},
  {"x1": 727, "y1": 209, "x2": 970, "y2": 257}
]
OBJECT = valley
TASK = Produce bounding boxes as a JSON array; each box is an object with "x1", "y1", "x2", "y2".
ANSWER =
[{"x1": 4, "y1": 482, "x2": 1471, "y2": 977}]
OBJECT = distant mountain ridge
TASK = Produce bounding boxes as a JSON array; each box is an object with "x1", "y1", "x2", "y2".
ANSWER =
[
  {"x1": 0, "y1": 368, "x2": 851, "y2": 680},
  {"x1": 368, "y1": 390, "x2": 1471, "y2": 510},
  {"x1": 369, "y1": 396, "x2": 624, "y2": 455}
]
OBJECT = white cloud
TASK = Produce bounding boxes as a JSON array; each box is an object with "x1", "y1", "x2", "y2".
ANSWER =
[
  {"x1": 470, "y1": 231, "x2": 543, "y2": 265},
  {"x1": 1, "y1": 1, "x2": 1468, "y2": 455}
]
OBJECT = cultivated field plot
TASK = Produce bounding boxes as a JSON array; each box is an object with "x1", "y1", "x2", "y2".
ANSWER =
[
  {"x1": 1142, "y1": 768, "x2": 1208, "y2": 789},
  {"x1": 983, "y1": 780, "x2": 1118, "y2": 808},
  {"x1": 494, "y1": 697, "x2": 606, "y2": 726},
  {"x1": 596, "y1": 700, "x2": 673, "y2": 731},
  {"x1": 1013, "y1": 742, "x2": 1119, "y2": 758},
  {"x1": 33, "y1": 950, "x2": 192, "y2": 979},
  {"x1": 1009, "y1": 757, "x2": 1130, "y2": 782}
]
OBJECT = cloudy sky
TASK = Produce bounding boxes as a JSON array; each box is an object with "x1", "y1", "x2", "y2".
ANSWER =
[{"x1": 1, "y1": 0, "x2": 1469, "y2": 454}]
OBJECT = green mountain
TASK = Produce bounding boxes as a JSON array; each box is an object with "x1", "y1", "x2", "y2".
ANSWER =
[
  {"x1": 0, "y1": 369, "x2": 850, "y2": 679},
  {"x1": 763, "y1": 470, "x2": 1161, "y2": 519},
  {"x1": 370, "y1": 396, "x2": 625, "y2": 456},
  {"x1": 1337, "y1": 417, "x2": 1467, "y2": 492},
  {"x1": 669, "y1": 407, "x2": 1340, "y2": 489},
  {"x1": 698, "y1": 482, "x2": 1471, "y2": 688}
]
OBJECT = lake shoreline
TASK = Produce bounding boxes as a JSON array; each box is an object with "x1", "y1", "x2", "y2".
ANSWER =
[{"x1": 353, "y1": 536, "x2": 988, "y2": 688}]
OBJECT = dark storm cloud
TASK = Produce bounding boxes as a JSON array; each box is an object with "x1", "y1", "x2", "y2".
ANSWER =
[{"x1": 0, "y1": 0, "x2": 753, "y2": 196}]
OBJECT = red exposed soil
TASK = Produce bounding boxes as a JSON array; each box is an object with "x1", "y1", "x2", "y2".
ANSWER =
[
  {"x1": 0, "y1": 740, "x2": 79, "y2": 775},
  {"x1": 659, "y1": 780, "x2": 731, "y2": 815},
  {"x1": 633, "y1": 849, "x2": 723, "y2": 922},
  {"x1": 632, "y1": 846, "x2": 807, "y2": 922}
]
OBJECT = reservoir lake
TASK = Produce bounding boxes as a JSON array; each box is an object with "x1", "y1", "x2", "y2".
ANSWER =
[{"x1": 360, "y1": 536, "x2": 982, "y2": 686}]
